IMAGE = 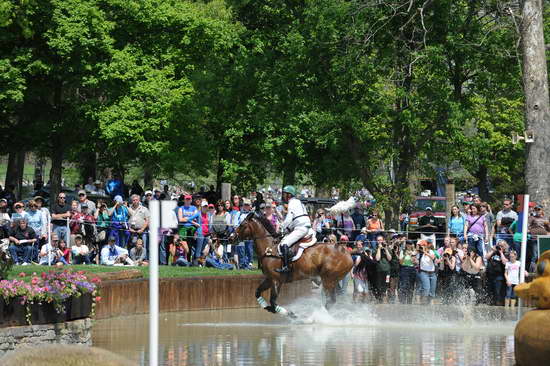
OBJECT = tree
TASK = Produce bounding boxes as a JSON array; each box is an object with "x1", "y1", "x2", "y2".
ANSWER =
[{"x1": 522, "y1": 0, "x2": 550, "y2": 206}]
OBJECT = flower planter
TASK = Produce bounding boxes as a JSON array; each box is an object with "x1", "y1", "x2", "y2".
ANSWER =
[
  {"x1": 69, "y1": 293, "x2": 92, "y2": 320},
  {"x1": 0, "y1": 294, "x2": 92, "y2": 327}
]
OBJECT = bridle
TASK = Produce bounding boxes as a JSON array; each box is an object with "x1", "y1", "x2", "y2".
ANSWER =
[{"x1": 230, "y1": 211, "x2": 279, "y2": 244}]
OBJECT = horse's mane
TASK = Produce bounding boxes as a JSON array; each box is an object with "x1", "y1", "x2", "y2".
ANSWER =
[{"x1": 251, "y1": 212, "x2": 278, "y2": 237}]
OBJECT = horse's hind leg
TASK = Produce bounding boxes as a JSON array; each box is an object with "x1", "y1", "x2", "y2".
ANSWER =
[{"x1": 256, "y1": 278, "x2": 273, "y2": 312}]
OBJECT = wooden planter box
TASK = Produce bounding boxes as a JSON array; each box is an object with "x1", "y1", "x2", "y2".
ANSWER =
[{"x1": 0, "y1": 293, "x2": 92, "y2": 327}]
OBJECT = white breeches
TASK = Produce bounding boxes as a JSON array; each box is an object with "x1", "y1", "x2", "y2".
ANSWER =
[{"x1": 280, "y1": 226, "x2": 310, "y2": 248}]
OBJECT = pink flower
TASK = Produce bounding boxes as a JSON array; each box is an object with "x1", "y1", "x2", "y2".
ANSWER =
[
  {"x1": 18, "y1": 272, "x2": 26, "y2": 278},
  {"x1": 95, "y1": 296, "x2": 102, "y2": 302}
]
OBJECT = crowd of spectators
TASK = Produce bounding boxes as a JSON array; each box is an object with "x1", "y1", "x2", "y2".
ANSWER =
[
  {"x1": 317, "y1": 195, "x2": 544, "y2": 307},
  {"x1": 0, "y1": 181, "x2": 545, "y2": 307}
]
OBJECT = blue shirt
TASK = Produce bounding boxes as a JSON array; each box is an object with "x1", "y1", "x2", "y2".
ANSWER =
[
  {"x1": 448, "y1": 215, "x2": 465, "y2": 235},
  {"x1": 177, "y1": 205, "x2": 199, "y2": 227}
]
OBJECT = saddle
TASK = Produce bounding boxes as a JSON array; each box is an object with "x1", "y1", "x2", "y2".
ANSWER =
[{"x1": 279, "y1": 233, "x2": 317, "y2": 263}]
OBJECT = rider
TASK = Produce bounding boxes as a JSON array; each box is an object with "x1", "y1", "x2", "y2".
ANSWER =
[{"x1": 276, "y1": 185, "x2": 312, "y2": 273}]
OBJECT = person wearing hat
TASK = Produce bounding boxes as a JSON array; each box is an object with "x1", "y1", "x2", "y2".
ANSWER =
[
  {"x1": 176, "y1": 194, "x2": 199, "y2": 264},
  {"x1": 33, "y1": 196, "x2": 50, "y2": 237},
  {"x1": 100, "y1": 235, "x2": 133, "y2": 266},
  {"x1": 418, "y1": 207, "x2": 437, "y2": 245},
  {"x1": 276, "y1": 186, "x2": 313, "y2": 273},
  {"x1": 77, "y1": 190, "x2": 96, "y2": 216},
  {"x1": 71, "y1": 234, "x2": 91, "y2": 264},
  {"x1": 108, "y1": 195, "x2": 130, "y2": 249}
]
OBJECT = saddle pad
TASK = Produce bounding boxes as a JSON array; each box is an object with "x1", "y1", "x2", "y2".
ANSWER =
[{"x1": 291, "y1": 236, "x2": 318, "y2": 262}]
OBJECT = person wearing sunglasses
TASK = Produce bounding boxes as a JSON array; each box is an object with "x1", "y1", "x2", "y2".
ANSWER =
[
  {"x1": 11, "y1": 202, "x2": 29, "y2": 223},
  {"x1": 51, "y1": 193, "x2": 71, "y2": 243}
]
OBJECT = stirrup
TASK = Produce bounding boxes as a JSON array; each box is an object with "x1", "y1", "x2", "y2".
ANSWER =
[{"x1": 275, "y1": 266, "x2": 291, "y2": 273}]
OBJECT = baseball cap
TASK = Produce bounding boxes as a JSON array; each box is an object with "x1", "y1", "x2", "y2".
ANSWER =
[
  {"x1": 201, "y1": 200, "x2": 208, "y2": 207},
  {"x1": 208, "y1": 203, "x2": 214, "y2": 208},
  {"x1": 340, "y1": 235, "x2": 349, "y2": 242},
  {"x1": 33, "y1": 196, "x2": 44, "y2": 203},
  {"x1": 94, "y1": 180, "x2": 101, "y2": 185},
  {"x1": 184, "y1": 194, "x2": 192, "y2": 200},
  {"x1": 529, "y1": 202, "x2": 536, "y2": 208},
  {"x1": 425, "y1": 207, "x2": 433, "y2": 211},
  {"x1": 144, "y1": 190, "x2": 153, "y2": 196},
  {"x1": 114, "y1": 195, "x2": 123, "y2": 203},
  {"x1": 242, "y1": 198, "x2": 251, "y2": 205},
  {"x1": 78, "y1": 189, "x2": 86, "y2": 195},
  {"x1": 0, "y1": 198, "x2": 7, "y2": 204},
  {"x1": 75, "y1": 234, "x2": 83, "y2": 240},
  {"x1": 108, "y1": 236, "x2": 116, "y2": 242},
  {"x1": 535, "y1": 204, "x2": 543, "y2": 210}
]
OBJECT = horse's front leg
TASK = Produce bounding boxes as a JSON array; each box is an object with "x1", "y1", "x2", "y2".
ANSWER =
[
  {"x1": 266, "y1": 281, "x2": 297, "y2": 319},
  {"x1": 256, "y1": 278, "x2": 273, "y2": 312}
]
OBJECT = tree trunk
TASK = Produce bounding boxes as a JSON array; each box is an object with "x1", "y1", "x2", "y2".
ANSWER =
[
  {"x1": 49, "y1": 148, "x2": 63, "y2": 208},
  {"x1": 34, "y1": 156, "x2": 46, "y2": 189},
  {"x1": 215, "y1": 149, "x2": 225, "y2": 195},
  {"x1": 522, "y1": 0, "x2": 550, "y2": 206},
  {"x1": 282, "y1": 159, "x2": 296, "y2": 188},
  {"x1": 79, "y1": 151, "x2": 97, "y2": 184},
  {"x1": 476, "y1": 165, "x2": 490, "y2": 202},
  {"x1": 143, "y1": 166, "x2": 153, "y2": 190},
  {"x1": 5, "y1": 150, "x2": 25, "y2": 201}
]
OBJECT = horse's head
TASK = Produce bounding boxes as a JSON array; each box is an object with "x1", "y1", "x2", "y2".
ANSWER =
[{"x1": 230, "y1": 212, "x2": 256, "y2": 242}]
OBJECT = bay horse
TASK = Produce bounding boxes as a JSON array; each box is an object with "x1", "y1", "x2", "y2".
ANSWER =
[{"x1": 232, "y1": 211, "x2": 353, "y2": 318}]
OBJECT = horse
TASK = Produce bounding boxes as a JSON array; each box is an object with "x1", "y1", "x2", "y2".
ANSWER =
[{"x1": 232, "y1": 211, "x2": 353, "y2": 318}]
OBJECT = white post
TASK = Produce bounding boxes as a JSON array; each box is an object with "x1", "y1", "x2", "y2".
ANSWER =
[
  {"x1": 66, "y1": 216, "x2": 70, "y2": 247},
  {"x1": 149, "y1": 200, "x2": 159, "y2": 366},
  {"x1": 520, "y1": 195, "x2": 529, "y2": 284},
  {"x1": 518, "y1": 194, "x2": 530, "y2": 319},
  {"x1": 47, "y1": 215, "x2": 52, "y2": 266}
]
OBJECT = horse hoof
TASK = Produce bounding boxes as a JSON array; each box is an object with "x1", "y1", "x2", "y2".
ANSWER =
[
  {"x1": 265, "y1": 305, "x2": 277, "y2": 314},
  {"x1": 287, "y1": 311, "x2": 298, "y2": 319}
]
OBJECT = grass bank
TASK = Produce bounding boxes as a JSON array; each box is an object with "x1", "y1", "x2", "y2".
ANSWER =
[{"x1": 7, "y1": 264, "x2": 260, "y2": 280}]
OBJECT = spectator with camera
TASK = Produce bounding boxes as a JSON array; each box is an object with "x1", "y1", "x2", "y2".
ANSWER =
[
  {"x1": 387, "y1": 242, "x2": 400, "y2": 303},
  {"x1": 366, "y1": 212, "x2": 384, "y2": 249},
  {"x1": 461, "y1": 244, "x2": 484, "y2": 304},
  {"x1": 485, "y1": 239, "x2": 509, "y2": 305},
  {"x1": 438, "y1": 246, "x2": 456, "y2": 304},
  {"x1": 352, "y1": 244, "x2": 371, "y2": 303},
  {"x1": 39, "y1": 234, "x2": 67, "y2": 266},
  {"x1": 108, "y1": 195, "x2": 130, "y2": 249},
  {"x1": 398, "y1": 240, "x2": 418, "y2": 304},
  {"x1": 417, "y1": 240, "x2": 439, "y2": 305},
  {"x1": 373, "y1": 235, "x2": 392, "y2": 303},
  {"x1": 170, "y1": 236, "x2": 190, "y2": 267}
]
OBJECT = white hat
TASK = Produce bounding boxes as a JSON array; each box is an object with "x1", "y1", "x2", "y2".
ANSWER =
[
  {"x1": 201, "y1": 200, "x2": 208, "y2": 207},
  {"x1": 144, "y1": 190, "x2": 153, "y2": 196},
  {"x1": 114, "y1": 195, "x2": 123, "y2": 203}
]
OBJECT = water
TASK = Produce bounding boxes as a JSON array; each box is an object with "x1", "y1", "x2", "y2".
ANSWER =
[{"x1": 92, "y1": 298, "x2": 520, "y2": 366}]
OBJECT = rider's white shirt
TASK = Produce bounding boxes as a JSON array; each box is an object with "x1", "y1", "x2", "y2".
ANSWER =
[{"x1": 282, "y1": 197, "x2": 311, "y2": 232}]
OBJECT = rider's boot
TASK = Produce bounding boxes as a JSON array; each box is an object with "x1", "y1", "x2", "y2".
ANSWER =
[{"x1": 275, "y1": 244, "x2": 291, "y2": 273}]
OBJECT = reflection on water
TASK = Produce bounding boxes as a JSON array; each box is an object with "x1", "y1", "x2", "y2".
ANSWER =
[{"x1": 92, "y1": 299, "x2": 519, "y2": 366}]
